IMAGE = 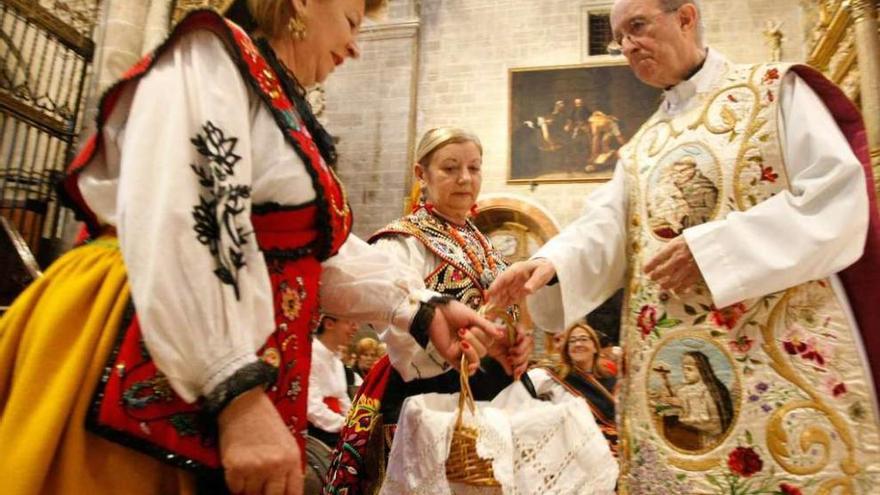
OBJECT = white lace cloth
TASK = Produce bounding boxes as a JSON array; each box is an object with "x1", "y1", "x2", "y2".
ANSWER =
[{"x1": 381, "y1": 381, "x2": 618, "y2": 495}]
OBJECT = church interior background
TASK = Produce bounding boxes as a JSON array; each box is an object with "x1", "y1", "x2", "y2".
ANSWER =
[{"x1": 1, "y1": 0, "x2": 878, "y2": 357}]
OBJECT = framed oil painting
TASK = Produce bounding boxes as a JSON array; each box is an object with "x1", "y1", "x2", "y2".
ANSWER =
[{"x1": 508, "y1": 60, "x2": 661, "y2": 183}]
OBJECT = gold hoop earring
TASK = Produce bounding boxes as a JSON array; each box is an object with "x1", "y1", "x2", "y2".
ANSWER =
[{"x1": 288, "y1": 14, "x2": 307, "y2": 40}]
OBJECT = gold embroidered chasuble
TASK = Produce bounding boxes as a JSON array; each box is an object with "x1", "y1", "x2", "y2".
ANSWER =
[{"x1": 617, "y1": 61, "x2": 880, "y2": 494}]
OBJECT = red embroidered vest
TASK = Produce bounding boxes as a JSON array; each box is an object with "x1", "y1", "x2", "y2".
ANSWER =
[
  {"x1": 60, "y1": 11, "x2": 351, "y2": 471},
  {"x1": 324, "y1": 208, "x2": 511, "y2": 494}
]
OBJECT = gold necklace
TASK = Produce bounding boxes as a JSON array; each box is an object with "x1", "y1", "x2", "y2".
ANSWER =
[{"x1": 327, "y1": 167, "x2": 350, "y2": 218}]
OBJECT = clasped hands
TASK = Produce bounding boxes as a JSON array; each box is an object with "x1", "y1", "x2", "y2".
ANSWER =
[
  {"x1": 428, "y1": 299, "x2": 533, "y2": 380},
  {"x1": 217, "y1": 299, "x2": 534, "y2": 495},
  {"x1": 217, "y1": 238, "x2": 704, "y2": 495}
]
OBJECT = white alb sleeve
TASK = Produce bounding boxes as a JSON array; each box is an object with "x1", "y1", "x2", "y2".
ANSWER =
[
  {"x1": 528, "y1": 163, "x2": 629, "y2": 332},
  {"x1": 683, "y1": 72, "x2": 868, "y2": 308}
]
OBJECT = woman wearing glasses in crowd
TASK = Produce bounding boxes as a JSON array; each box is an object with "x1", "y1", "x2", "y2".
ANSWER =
[{"x1": 529, "y1": 323, "x2": 619, "y2": 454}]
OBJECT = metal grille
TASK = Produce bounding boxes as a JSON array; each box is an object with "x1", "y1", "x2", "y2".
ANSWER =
[
  {"x1": 0, "y1": 0, "x2": 96, "y2": 265},
  {"x1": 588, "y1": 12, "x2": 614, "y2": 56}
]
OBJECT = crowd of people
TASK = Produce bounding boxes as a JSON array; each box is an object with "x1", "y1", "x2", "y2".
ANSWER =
[{"x1": 0, "y1": 0, "x2": 878, "y2": 494}]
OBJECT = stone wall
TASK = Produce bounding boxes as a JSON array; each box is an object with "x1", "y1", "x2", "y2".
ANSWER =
[
  {"x1": 322, "y1": 1, "x2": 420, "y2": 237},
  {"x1": 323, "y1": 0, "x2": 806, "y2": 237}
]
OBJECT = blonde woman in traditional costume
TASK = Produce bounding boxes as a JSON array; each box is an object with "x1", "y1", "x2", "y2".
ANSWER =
[
  {"x1": 0, "y1": 2, "x2": 515, "y2": 494},
  {"x1": 323, "y1": 127, "x2": 534, "y2": 495},
  {"x1": 491, "y1": 0, "x2": 880, "y2": 493}
]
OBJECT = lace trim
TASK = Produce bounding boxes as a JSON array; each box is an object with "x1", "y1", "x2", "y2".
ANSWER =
[{"x1": 381, "y1": 386, "x2": 619, "y2": 495}]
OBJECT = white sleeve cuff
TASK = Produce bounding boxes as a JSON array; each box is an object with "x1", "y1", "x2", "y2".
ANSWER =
[
  {"x1": 382, "y1": 288, "x2": 449, "y2": 382},
  {"x1": 683, "y1": 222, "x2": 746, "y2": 309},
  {"x1": 390, "y1": 287, "x2": 442, "y2": 332},
  {"x1": 526, "y1": 255, "x2": 566, "y2": 332}
]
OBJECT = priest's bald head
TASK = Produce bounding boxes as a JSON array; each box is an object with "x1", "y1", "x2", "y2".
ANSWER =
[{"x1": 610, "y1": 0, "x2": 707, "y2": 89}]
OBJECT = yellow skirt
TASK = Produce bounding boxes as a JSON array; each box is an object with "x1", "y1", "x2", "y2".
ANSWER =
[{"x1": 0, "y1": 237, "x2": 195, "y2": 495}]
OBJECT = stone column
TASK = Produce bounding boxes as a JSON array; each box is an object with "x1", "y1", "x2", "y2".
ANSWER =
[
  {"x1": 90, "y1": 1, "x2": 170, "y2": 97},
  {"x1": 850, "y1": 0, "x2": 880, "y2": 195},
  {"x1": 80, "y1": 0, "x2": 171, "y2": 135}
]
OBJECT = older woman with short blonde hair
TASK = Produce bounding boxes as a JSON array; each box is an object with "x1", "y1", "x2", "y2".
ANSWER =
[
  {"x1": 324, "y1": 127, "x2": 534, "y2": 494},
  {"x1": 353, "y1": 336, "x2": 380, "y2": 377}
]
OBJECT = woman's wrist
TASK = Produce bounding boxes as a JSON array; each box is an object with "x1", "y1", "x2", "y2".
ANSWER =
[
  {"x1": 410, "y1": 295, "x2": 454, "y2": 348},
  {"x1": 204, "y1": 360, "x2": 278, "y2": 417},
  {"x1": 216, "y1": 386, "x2": 265, "y2": 427}
]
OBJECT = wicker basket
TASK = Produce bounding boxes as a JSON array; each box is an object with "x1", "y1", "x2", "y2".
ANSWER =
[
  {"x1": 444, "y1": 353, "x2": 500, "y2": 486},
  {"x1": 444, "y1": 305, "x2": 517, "y2": 486}
]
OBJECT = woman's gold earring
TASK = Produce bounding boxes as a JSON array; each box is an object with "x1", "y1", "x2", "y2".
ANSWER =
[{"x1": 288, "y1": 14, "x2": 307, "y2": 40}]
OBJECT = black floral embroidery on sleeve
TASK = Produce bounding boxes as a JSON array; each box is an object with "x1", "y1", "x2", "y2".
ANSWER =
[{"x1": 190, "y1": 121, "x2": 252, "y2": 299}]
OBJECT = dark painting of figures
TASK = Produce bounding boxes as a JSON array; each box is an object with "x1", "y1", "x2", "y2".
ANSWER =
[{"x1": 509, "y1": 62, "x2": 661, "y2": 183}]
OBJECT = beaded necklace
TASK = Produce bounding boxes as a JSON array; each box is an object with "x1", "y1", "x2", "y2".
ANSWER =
[{"x1": 444, "y1": 219, "x2": 497, "y2": 289}]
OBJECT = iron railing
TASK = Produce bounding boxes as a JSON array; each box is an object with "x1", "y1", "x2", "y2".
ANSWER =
[{"x1": 0, "y1": 0, "x2": 96, "y2": 266}]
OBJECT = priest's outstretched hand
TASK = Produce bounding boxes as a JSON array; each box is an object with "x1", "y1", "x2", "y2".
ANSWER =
[{"x1": 487, "y1": 258, "x2": 557, "y2": 309}]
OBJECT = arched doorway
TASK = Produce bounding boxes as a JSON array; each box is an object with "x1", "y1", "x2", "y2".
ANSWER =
[
  {"x1": 473, "y1": 195, "x2": 561, "y2": 359},
  {"x1": 473, "y1": 194, "x2": 560, "y2": 264}
]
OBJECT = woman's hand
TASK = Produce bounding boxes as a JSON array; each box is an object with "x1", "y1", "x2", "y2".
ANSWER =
[
  {"x1": 487, "y1": 259, "x2": 556, "y2": 308},
  {"x1": 218, "y1": 387, "x2": 303, "y2": 495},
  {"x1": 478, "y1": 320, "x2": 533, "y2": 379},
  {"x1": 428, "y1": 300, "x2": 505, "y2": 375}
]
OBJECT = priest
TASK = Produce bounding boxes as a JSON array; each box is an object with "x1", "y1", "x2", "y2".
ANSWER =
[{"x1": 489, "y1": 0, "x2": 880, "y2": 492}]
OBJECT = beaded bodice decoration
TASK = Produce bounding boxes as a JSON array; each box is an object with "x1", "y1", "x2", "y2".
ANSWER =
[{"x1": 369, "y1": 206, "x2": 507, "y2": 309}]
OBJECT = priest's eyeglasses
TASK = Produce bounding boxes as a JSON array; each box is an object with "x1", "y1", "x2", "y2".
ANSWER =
[{"x1": 607, "y1": 8, "x2": 679, "y2": 55}]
